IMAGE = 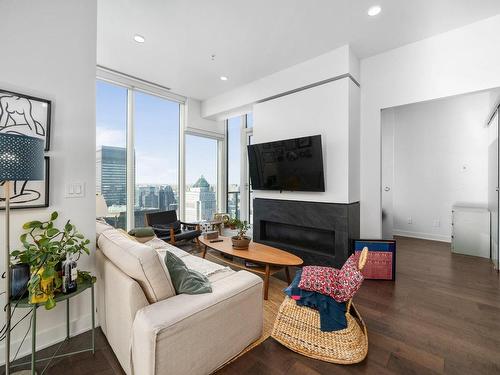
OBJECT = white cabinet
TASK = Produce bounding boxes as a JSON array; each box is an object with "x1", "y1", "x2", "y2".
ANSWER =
[{"x1": 451, "y1": 205, "x2": 490, "y2": 258}]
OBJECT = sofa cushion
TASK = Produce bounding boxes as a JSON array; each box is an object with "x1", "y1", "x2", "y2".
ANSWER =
[
  {"x1": 165, "y1": 251, "x2": 212, "y2": 295},
  {"x1": 144, "y1": 238, "x2": 233, "y2": 283},
  {"x1": 96, "y1": 219, "x2": 114, "y2": 242},
  {"x1": 145, "y1": 237, "x2": 190, "y2": 258},
  {"x1": 98, "y1": 229, "x2": 176, "y2": 303}
]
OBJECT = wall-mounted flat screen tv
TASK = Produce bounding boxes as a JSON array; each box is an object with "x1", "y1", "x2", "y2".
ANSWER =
[{"x1": 247, "y1": 135, "x2": 325, "y2": 192}]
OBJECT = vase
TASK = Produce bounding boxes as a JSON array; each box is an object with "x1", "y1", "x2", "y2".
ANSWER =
[
  {"x1": 231, "y1": 236, "x2": 251, "y2": 249},
  {"x1": 10, "y1": 263, "x2": 30, "y2": 299},
  {"x1": 29, "y1": 267, "x2": 55, "y2": 305}
]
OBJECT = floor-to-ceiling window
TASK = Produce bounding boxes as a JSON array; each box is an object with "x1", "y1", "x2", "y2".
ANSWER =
[
  {"x1": 134, "y1": 91, "x2": 180, "y2": 227},
  {"x1": 227, "y1": 116, "x2": 242, "y2": 219},
  {"x1": 185, "y1": 134, "x2": 219, "y2": 222},
  {"x1": 96, "y1": 71, "x2": 184, "y2": 229},
  {"x1": 225, "y1": 113, "x2": 253, "y2": 222},
  {"x1": 246, "y1": 113, "x2": 254, "y2": 224},
  {"x1": 96, "y1": 80, "x2": 128, "y2": 229}
]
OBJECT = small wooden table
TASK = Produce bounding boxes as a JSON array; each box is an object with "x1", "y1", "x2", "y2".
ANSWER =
[{"x1": 200, "y1": 236, "x2": 303, "y2": 299}]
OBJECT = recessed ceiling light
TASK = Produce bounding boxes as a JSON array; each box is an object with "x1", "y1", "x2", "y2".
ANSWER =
[
  {"x1": 134, "y1": 34, "x2": 145, "y2": 43},
  {"x1": 220, "y1": 76, "x2": 228, "y2": 81},
  {"x1": 367, "y1": 5, "x2": 381, "y2": 16}
]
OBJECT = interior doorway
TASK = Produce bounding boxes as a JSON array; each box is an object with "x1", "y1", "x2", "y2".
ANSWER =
[{"x1": 381, "y1": 88, "x2": 500, "y2": 269}]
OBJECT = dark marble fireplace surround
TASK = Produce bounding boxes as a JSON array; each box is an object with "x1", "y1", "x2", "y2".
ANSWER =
[{"x1": 253, "y1": 198, "x2": 360, "y2": 268}]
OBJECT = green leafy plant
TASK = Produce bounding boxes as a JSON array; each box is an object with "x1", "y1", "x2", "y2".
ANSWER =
[
  {"x1": 235, "y1": 220, "x2": 250, "y2": 239},
  {"x1": 77, "y1": 270, "x2": 97, "y2": 285},
  {"x1": 228, "y1": 217, "x2": 239, "y2": 229},
  {"x1": 11, "y1": 211, "x2": 91, "y2": 310}
]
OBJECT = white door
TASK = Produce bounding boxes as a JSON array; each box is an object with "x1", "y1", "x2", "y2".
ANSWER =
[
  {"x1": 381, "y1": 109, "x2": 395, "y2": 239},
  {"x1": 488, "y1": 110, "x2": 499, "y2": 270}
]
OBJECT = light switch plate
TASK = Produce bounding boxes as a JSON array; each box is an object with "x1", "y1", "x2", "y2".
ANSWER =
[{"x1": 65, "y1": 182, "x2": 85, "y2": 198}]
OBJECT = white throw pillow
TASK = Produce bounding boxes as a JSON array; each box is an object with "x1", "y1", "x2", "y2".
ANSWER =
[{"x1": 98, "y1": 229, "x2": 176, "y2": 303}]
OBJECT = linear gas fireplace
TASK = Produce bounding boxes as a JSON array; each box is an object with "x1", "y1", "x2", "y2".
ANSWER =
[{"x1": 253, "y1": 198, "x2": 359, "y2": 267}]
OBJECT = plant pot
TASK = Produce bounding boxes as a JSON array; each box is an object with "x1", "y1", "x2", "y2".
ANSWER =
[
  {"x1": 10, "y1": 263, "x2": 30, "y2": 299},
  {"x1": 231, "y1": 236, "x2": 251, "y2": 250},
  {"x1": 29, "y1": 267, "x2": 55, "y2": 305}
]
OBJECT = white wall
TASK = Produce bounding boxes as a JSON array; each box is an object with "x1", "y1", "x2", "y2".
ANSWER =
[
  {"x1": 202, "y1": 44, "x2": 360, "y2": 205},
  {"x1": 202, "y1": 45, "x2": 358, "y2": 120},
  {"x1": 361, "y1": 14, "x2": 500, "y2": 238},
  {"x1": 385, "y1": 91, "x2": 492, "y2": 242},
  {"x1": 0, "y1": 0, "x2": 97, "y2": 363},
  {"x1": 253, "y1": 78, "x2": 359, "y2": 203},
  {"x1": 186, "y1": 98, "x2": 224, "y2": 136}
]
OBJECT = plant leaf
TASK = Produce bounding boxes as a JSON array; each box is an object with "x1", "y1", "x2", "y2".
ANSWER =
[
  {"x1": 45, "y1": 296, "x2": 56, "y2": 310},
  {"x1": 46, "y1": 228, "x2": 60, "y2": 237},
  {"x1": 50, "y1": 212, "x2": 58, "y2": 221},
  {"x1": 23, "y1": 221, "x2": 42, "y2": 229}
]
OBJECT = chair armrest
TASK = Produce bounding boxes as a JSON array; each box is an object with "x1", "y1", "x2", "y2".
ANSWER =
[
  {"x1": 131, "y1": 271, "x2": 263, "y2": 375},
  {"x1": 150, "y1": 224, "x2": 169, "y2": 232}
]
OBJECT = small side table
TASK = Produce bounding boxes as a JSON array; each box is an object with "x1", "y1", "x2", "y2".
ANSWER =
[{"x1": 11, "y1": 279, "x2": 96, "y2": 375}]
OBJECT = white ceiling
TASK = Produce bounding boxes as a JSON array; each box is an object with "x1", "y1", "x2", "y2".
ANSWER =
[{"x1": 97, "y1": 0, "x2": 500, "y2": 100}]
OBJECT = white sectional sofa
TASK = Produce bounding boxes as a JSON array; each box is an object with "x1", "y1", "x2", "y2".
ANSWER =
[{"x1": 95, "y1": 223, "x2": 263, "y2": 375}]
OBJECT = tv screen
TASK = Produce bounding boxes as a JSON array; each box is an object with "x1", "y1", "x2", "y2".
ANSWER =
[{"x1": 247, "y1": 135, "x2": 325, "y2": 192}]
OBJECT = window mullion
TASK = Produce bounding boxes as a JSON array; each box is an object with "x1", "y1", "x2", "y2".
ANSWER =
[{"x1": 126, "y1": 89, "x2": 135, "y2": 230}]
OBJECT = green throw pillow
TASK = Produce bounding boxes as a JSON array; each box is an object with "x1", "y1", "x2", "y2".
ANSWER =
[
  {"x1": 164, "y1": 251, "x2": 212, "y2": 295},
  {"x1": 128, "y1": 227, "x2": 155, "y2": 238}
]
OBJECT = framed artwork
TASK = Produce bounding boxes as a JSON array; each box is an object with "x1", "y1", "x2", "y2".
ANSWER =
[
  {"x1": 0, "y1": 89, "x2": 51, "y2": 151},
  {"x1": 354, "y1": 239, "x2": 396, "y2": 281},
  {"x1": 0, "y1": 157, "x2": 50, "y2": 210}
]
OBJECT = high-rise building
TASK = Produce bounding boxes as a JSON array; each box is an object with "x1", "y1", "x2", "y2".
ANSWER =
[
  {"x1": 96, "y1": 146, "x2": 127, "y2": 207},
  {"x1": 185, "y1": 175, "x2": 216, "y2": 222},
  {"x1": 159, "y1": 185, "x2": 177, "y2": 211},
  {"x1": 143, "y1": 186, "x2": 159, "y2": 208}
]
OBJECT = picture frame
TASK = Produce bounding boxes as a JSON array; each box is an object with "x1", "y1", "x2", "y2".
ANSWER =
[
  {"x1": 0, "y1": 89, "x2": 52, "y2": 151},
  {"x1": 354, "y1": 239, "x2": 396, "y2": 280},
  {"x1": 0, "y1": 157, "x2": 50, "y2": 210}
]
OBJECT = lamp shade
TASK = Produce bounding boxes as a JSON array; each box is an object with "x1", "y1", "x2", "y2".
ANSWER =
[
  {"x1": 0, "y1": 133, "x2": 44, "y2": 181},
  {"x1": 96, "y1": 193, "x2": 109, "y2": 218}
]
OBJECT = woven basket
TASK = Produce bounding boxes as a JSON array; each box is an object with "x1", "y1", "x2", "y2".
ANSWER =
[{"x1": 271, "y1": 248, "x2": 369, "y2": 364}]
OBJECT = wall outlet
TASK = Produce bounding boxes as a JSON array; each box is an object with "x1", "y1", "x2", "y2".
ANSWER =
[
  {"x1": 407, "y1": 217, "x2": 412, "y2": 224},
  {"x1": 433, "y1": 219, "x2": 440, "y2": 227}
]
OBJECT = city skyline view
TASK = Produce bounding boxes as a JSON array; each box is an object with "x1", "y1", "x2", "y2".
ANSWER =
[
  {"x1": 96, "y1": 80, "x2": 248, "y2": 227},
  {"x1": 96, "y1": 80, "x2": 218, "y2": 186},
  {"x1": 96, "y1": 144, "x2": 217, "y2": 228}
]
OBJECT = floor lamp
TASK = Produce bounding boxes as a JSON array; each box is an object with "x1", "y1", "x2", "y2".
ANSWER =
[{"x1": 0, "y1": 133, "x2": 44, "y2": 375}]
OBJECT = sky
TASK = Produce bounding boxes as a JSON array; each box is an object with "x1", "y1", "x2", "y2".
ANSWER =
[{"x1": 96, "y1": 80, "x2": 218, "y2": 186}]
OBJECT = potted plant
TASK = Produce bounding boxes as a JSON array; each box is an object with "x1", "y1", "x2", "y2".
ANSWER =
[
  {"x1": 11, "y1": 211, "x2": 91, "y2": 310},
  {"x1": 228, "y1": 217, "x2": 239, "y2": 230},
  {"x1": 231, "y1": 220, "x2": 251, "y2": 249}
]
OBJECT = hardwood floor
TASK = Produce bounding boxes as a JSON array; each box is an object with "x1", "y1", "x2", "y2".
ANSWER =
[
  {"x1": 1, "y1": 329, "x2": 125, "y2": 375},
  {"x1": 5, "y1": 237, "x2": 499, "y2": 374},
  {"x1": 219, "y1": 237, "x2": 500, "y2": 375}
]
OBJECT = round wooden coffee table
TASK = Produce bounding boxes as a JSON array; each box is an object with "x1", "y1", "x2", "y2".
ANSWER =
[{"x1": 199, "y1": 236, "x2": 303, "y2": 299}]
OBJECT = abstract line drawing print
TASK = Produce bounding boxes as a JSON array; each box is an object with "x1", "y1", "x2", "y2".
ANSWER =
[{"x1": 0, "y1": 95, "x2": 46, "y2": 136}]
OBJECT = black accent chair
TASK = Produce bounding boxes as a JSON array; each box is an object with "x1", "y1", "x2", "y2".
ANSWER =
[{"x1": 145, "y1": 210, "x2": 202, "y2": 247}]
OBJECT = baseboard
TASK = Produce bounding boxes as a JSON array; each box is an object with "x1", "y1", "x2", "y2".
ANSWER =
[
  {"x1": 0, "y1": 311, "x2": 100, "y2": 365},
  {"x1": 393, "y1": 229, "x2": 451, "y2": 243}
]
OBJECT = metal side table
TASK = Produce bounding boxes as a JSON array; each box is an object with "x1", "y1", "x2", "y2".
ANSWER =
[{"x1": 10, "y1": 279, "x2": 95, "y2": 375}]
